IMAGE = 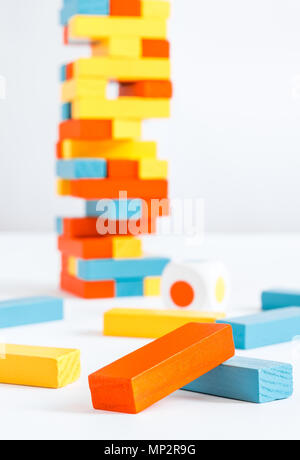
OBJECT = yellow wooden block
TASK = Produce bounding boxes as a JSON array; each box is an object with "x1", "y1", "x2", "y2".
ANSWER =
[
  {"x1": 144, "y1": 276, "x2": 161, "y2": 296},
  {"x1": 0, "y1": 344, "x2": 80, "y2": 388},
  {"x1": 57, "y1": 179, "x2": 71, "y2": 196},
  {"x1": 92, "y1": 37, "x2": 142, "y2": 59},
  {"x1": 68, "y1": 15, "x2": 167, "y2": 41},
  {"x1": 68, "y1": 256, "x2": 77, "y2": 277},
  {"x1": 61, "y1": 139, "x2": 157, "y2": 160},
  {"x1": 61, "y1": 79, "x2": 106, "y2": 103},
  {"x1": 72, "y1": 97, "x2": 171, "y2": 120},
  {"x1": 139, "y1": 159, "x2": 168, "y2": 179},
  {"x1": 103, "y1": 308, "x2": 227, "y2": 339},
  {"x1": 142, "y1": 0, "x2": 171, "y2": 19},
  {"x1": 113, "y1": 120, "x2": 142, "y2": 140},
  {"x1": 72, "y1": 57, "x2": 170, "y2": 81},
  {"x1": 113, "y1": 237, "x2": 142, "y2": 259}
]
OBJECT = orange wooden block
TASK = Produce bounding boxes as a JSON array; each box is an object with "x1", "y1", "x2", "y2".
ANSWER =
[
  {"x1": 88, "y1": 323, "x2": 235, "y2": 414},
  {"x1": 119, "y1": 80, "x2": 173, "y2": 98},
  {"x1": 107, "y1": 160, "x2": 138, "y2": 179},
  {"x1": 60, "y1": 272, "x2": 115, "y2": 299},
  {"x1": 69, "y1": 179, "x2": 168, "y2": 200},
  {"x1": 66, "y1": 63, "x2": 74, "y2": 80},
  {"x1": 59, "y1": 120, "x2": 112, "y2": 141},
  {"x1": 60, "y1": 217, "x2": 157, "y2": 238},
  {"x1": 110, "y1": 0, "x2": 141, "y2": 16},
  {"x1": 63, "y1": 26, "x2": 69, "y2": 45},
  {"x1": 142, "y1": 39, "x2": 170, "y2": 58}
]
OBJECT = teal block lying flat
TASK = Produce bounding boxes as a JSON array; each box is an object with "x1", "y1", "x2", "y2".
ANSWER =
[
  {"x1": 116, "y1": 279, "x2": 144, "y2": 298},
  {"x1": 56, "y1": 217, "x2": 63, "y2": 235},
  {"x1": 60, "y1": 64, "x2": 67, "y2": 82},
  {"x1": 62, "y1": 103, "x2": 72, "y2": 121},
  {"x1": 182, "y1": 356, "x2": 293, "y2": 403},
  {"x1": 85, "y1": 199, "x2": 142, "y2": 220},
  {"x1": 60, "y1": 0, "x2": 109, "y2": 25},
  {"x1": 77, "y1": 257, "x2": 170, "y2": 281},
  {"x1": 217, "y1": 307, "x2": 300, "y2": 349},
  {"x1": 56, "y1": 159, "x2": 107, "y2": 179},
  {"x1": 0, "y1": 297, "x2": 64, "y2": 329},
  {"x1": 262, "y1": 289, "x2": 300, "y2": 311}
]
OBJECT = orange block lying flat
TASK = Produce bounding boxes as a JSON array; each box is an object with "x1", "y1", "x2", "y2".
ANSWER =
[
  {"x1": 69, "y1": 179, "x2": 168, "y2": 200},
  {"x1": 88, "y1": 323, "x2": 235, "y2": 414},
  {"x1": 110, "y1": 0, "x2": 141, "y2": 16},
  {"x1": 60, "y1": 272, "x2": 115, "y2": 299},
  {"x1": 142, "y1": 39, "x2": 170, "y2": 58},
  {"x1": 107, "y1": 160, "x2": 138, "y2": 179},
  {"x1": 59, "y1": 120, "x2": 112, "y2": 141},
  {"x1": 119, "y1": 81, "x2": 173, "y2": 98}
]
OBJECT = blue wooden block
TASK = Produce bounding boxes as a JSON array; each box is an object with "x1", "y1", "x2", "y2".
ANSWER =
[
  {"x1": 60, "y1": 64, "x2": 67, "y2": 82},
  {"x1": 182, "y1": 356, "x2": 293, "y2": 403},
  {"x1": 0, "y1": 297, "x2": 64, "y2": 329},
  {"x1": 262, "y1": 289, "x2": 300, "y2": 311},
  {"x1": 217, "y1": 307, "x2": 300, "y2": 349},
  {"x1": 56, "y1": 217, "x2": 63, "y2": 235},
  {"x1": 77, "y1": 257, "x2": 170, "y2": 281},
  {"x1": 56, "y1": 159, "x2": 107, "y2": 179},
  {"x1": 85, "y1": 199, "x2": 142, "y2": 220},
  {"x1": 62, "y1": 103, "x2": 72, "y2": 121},
  {"x1": 60, "y1": 0, "x2": 109, "y2": 25},
  {"x1": 116, "y1": 279, "x2": 144, "y2": 298}
]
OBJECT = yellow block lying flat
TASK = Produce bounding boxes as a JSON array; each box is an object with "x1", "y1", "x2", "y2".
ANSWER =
[
  {"x1": 142, "y1": 0, "x2": 171, "y2": 19},
  {"x1": 68, "y1": 15, "x2": 167, "y2": 41},
  {"x1": 61, "y1": 79, "x2": 106, "y2": 103},
  {"x1": 68, "y1": 256, "x2": 77, "y2": 277},
  {"x1": 139, "y1": 159, "x2": 168, "y2": 179},
  {"x1": 0, "y1": 344, "x2": 80, "y2": 388},
  {"x1": 72, "y1": 57, "x2": 170, "y2": 81},
  {"x1": 113, "y1": 120, "x2": 142, "y2": 140},
  {"x1": 61, "y1": 139, "x2": 157, "y2": 160},
  {"x1": 57, "y1": 178, "x2": 71, "y2": 196},
  {"x1": 103, "y1": 308, "x2": 226, "y2": 339},
  {"x1": 92, "y1": 38, "x2": 142, "y2": 59},
  {"x1": 72, "y1": 97, "x2": 170, "y2": 120},
  {"x1": 113, "y1": 237, "x2": 142, "y2": 259},
  {"x1": 144, "y1": 277, "x2": 161, "y2": 296}
]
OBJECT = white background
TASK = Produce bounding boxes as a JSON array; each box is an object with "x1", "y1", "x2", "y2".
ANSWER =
[{"x1": 1, "y1": 0, "x2": 300, "y2": 232}]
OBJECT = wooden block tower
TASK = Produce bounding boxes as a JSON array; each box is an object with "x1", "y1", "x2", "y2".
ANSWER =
[{"x1": 56, "y1": 0, "x2": 172, "y2": 299}]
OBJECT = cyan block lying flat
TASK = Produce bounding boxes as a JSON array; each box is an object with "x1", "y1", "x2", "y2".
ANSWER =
[
  {"x1": 62, "y1": 103, "x2": 72, "y2": 121},
  {"x1": 85, "y1": 199, "x2": 142, "y2": 220},
  {"x1": 217, "y1": 307, "x2": 300, "y2": 349},
  {"x1": 60, "y1": 0, "x2": 109, "y2": 25},
  {"x1": 262, "y1": 289, "x2": 300, "y2": 311},
  {"x1": 0, "y1": 297, "x2": 64, "y2": 329},
  {"x1": 60, "y1": 64, "x2": 67, "y2": 82},
  {"x1": 116, "y1": 278, "x2": 144, "y2": 298},
  {"x1": 56, "y1": 217, "x2": 63, "y2": 235},
  {"x1": 182, "y1": 356, "x2": 293, "y2": 403},
  {"x1": 57, "y1": 159, "x2": 107, "y2": 179},
  {"x1": 77, "y1": 257, "x2": 170, "y2": 281}
]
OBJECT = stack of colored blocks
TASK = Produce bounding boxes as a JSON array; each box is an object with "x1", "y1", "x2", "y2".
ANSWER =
[{"x1": 57, "y1": 0, "x2": 172, "y2": 298}]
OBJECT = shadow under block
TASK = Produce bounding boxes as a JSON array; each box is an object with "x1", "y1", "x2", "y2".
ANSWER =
[
  {"x1": 0, "y1": 344, "x2": 80, "y2": 388},
  {"x1": 103, "y1": 308, "x2": 227, "y2": 339},
  {"x1": 69, "y1": 178, "x2": 168, "y2": 200},
  {"x1": 182, "y1": 356, "x2": 293, "y2": 404},
  {"x1": 57, "y1": 139, "x2": 157, "y2": 160},
  {"x1": 0, "y1": 297, "x2": 63, "y2": 329},
  {"x1": 88, "y1": 323, "x2": 235, "y2": 414},
  {"x1": 74, "y1": 256, "x2": 170, "y2": 281},
  {"x1": 217, "y1": 307, "x2": 300, "y2": 349},
  {"x1": 144, "y1": 276, "x2": 161, "y2": 296},
  {"x1": 67, "y1": 58, "x2": 170, "y2": 81},
  {"x1": 60, "y1": 272, "x2": 115, "y2": 299},
  {"x1": 59, "y1": 235, "x2": 142, "y2": 259},
  {"x1": 262, "y1": 289, "x2": 300, "y2": 310},
  {"x1": 68, "y1": 16, "x2": 167, "y2": 41},
  {"x1": 56, "y1": 159, "x2": 107, "y2": 179},
  {"x1": 71, "y1": 97, "x2": 170, "y2": 120}
]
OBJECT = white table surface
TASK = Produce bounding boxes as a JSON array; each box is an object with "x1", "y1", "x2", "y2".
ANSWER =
[{"x1": 0, "y1": 232, "x2": 299, "y2": 440}]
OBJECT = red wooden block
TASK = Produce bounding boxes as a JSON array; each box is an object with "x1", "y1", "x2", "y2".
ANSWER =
[
  {"x1": 142, "y1": 39, "x2": 170, "y2": 58},
  {"x1": 119, "y1": 81, "x2": 173, "y2": 99},
  {"x1": 59, "y1": 235, "x2": 115, "y2": 259},
  {"x1": 59, "y1": 120, "x2": 113, "y2": 141},
  {"x1": 88, "y1": 323, "x2": 235, "y2": 413},
  {"x1": 60, "y1": 272, "x2": 115, "y2": 299},
  {"x1": 70, "y1": 179, "x2": 168, "y2": 200},
  {"x1": 110, "y1": 0, "x2": 141, "y2": 17},
  {"x1": 107, "y1": 160, "x2": 139, "y2": 179},
  {"x1": 66, "y1": 63, "x2": 74, "y2": 80}
]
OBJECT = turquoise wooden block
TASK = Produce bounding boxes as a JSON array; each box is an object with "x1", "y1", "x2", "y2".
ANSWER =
[
  {"x1": 217, "y1": 307, "x2": 300, "y2": 349},
  {"x1": 85, "y1": 199, "x2": 142, "y2": 220},
  {"x1": 60, "y1": 0, "x2": 109, "y2": 25},
  {"x1": 60, "y1": 64, "x2": 67, "y2": 82},
  {"x1": 56, "y1": 159, "x2": 107, "y2": 179},
  {"x1": 262, "y1": 289, "x2": 300, "y2": 311},
  {"x1": 182, "y1": 356, "x2": 293, "y2": 403},
  {"x1": 62, "y1": 103, "x2": 72, "y2": 121},
  {"x1": 116, "y1": 279, "x2": 144, "y2": 298},
  {"x1": 56, "y1": 217, "x2": 63, "y2": 235},
  {"x1": 0, "y1": 297, "x2": 64, "y2": 329},
  {"x1": 77, "y1": 257, "x2": 170, "y2": 281}
]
